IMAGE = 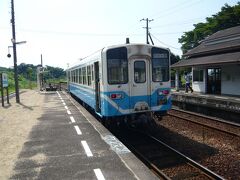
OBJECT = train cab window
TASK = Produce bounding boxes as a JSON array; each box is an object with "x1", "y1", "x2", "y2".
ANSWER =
[
  {"x1": 151, "y1": 48, "x2": 169, "y2": 82},
  {"x1": 134, "y1": 61, "x2": 146, "y2": 83},
  {"x1": 107, "y1": 47, "x2": 128, "y2": 84}
]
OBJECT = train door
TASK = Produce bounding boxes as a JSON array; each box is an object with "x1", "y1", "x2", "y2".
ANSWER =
[
  {"x1": 94, "y1": 62, "x2": 101, "y2": 113},
  {"x1": 130, "y1": 59, "x2": 150, "y2": 112}
]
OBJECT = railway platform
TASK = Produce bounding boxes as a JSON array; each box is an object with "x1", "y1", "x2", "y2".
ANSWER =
[
  {"x1": 171, "y1": 90, "x2": 240, "y2": 122},
  {"x1": 0, "y1": 89, "x2": 158, "y2": 180}
]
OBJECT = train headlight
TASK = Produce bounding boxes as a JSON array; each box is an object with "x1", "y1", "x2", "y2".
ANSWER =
[
  {"x1": 158, "y1": 89, "x2": 169, "y2": 95},
  {"x1": 110, "y1": 93, "x2": 124, "y2": 99}
]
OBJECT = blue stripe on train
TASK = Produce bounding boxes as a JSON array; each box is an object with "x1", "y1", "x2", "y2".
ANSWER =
[{"x1": 69, "y1": 83, "x2": 171, "y2": 117}]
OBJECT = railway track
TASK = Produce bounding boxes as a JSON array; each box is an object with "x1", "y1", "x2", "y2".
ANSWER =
[
  {"x1": 167, "y1": 108, "x2": 240, "y2": 137},
  {"x1": 114, "y1": 127, "x2": 223, "y2": 180}
]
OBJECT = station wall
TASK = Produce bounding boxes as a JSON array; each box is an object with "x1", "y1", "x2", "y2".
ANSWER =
[{"x1": 221, "y1": 65, "x2": 240, "y2": 96}]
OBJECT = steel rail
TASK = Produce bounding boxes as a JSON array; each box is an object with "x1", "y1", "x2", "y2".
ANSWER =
[
  {"x1": 122, "y1": 139, "x2": 171, "y2": 180},
  {"x1": 171, "y1": 107, "x2": 240, "y2": 128},
  {"x1": 168, "y1": 110, "x2": 240, "y2": 137},
  {"x1": 146, "y1": 133, "x2": 224, "y2": 180},
  {"x1": 124, "y1": 127, "x2": 224, "y2": 180}
]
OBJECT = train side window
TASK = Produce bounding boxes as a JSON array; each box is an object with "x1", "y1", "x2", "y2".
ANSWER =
[
  {"x1": 82, "y1": 67, "x2": 87, "y2": 85},
  {"x1": 73, "y1": 70, "x2": 75, "y2": 82},
  {"x1": 134, "y1": 61, "x2": 146, "y2": 83},
  {"x1": 76, "y1": 69, "x2": 79, "y2": 83},
  {"x1": 107, "y1": 47, "x2": 128, "y2": 84},
  {"x1": 79, "y1": 68, "x2": 82, "y2": 84},
  {"x1": 74, "y1": 69, "x2": 77, "y2": 83},
  {"x1": 152, "y1": 48, "x2": 169, "y2": 82},
  {"x1": 91, "y1": 64, "x2": 94, "y2": 82},
  {"x1": 87, "y1": 65, "x2": 91, "y2": 86}
]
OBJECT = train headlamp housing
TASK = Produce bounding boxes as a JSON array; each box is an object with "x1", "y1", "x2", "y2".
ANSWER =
[
  {"x1": 158, "y1": 89, "x2": 170, "y2": 96},
  {"x1": 110, "y1": 93, "x2": 124, "y2": 99},
  {"x1": 158, "y1": 89, "x2": 169, "y2": 105}
]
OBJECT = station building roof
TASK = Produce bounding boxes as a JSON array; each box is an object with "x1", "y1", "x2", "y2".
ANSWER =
[
  {"x1": 171, "y1": 25, "x2": 240, "y2": 68},
  {"x1": 171, "y1": 51, "x2": 240, "y2": 68}
]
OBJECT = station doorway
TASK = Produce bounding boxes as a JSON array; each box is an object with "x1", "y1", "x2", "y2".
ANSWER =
[{"x1": 207, "y1": 68, "x2": 221, "y2": 94}]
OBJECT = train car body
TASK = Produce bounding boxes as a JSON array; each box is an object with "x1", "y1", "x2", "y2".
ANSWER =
[{"x1": 66, "y1": 44, "x2": 171, "y2": 118}]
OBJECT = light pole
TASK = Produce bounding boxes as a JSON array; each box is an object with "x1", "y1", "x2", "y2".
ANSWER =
[
  {"x1": 10, "y1": 0, "x2": 27, "y2": 103},
  {"x1": 7, "y1": 40, "x2": 26, "y2": 103}
]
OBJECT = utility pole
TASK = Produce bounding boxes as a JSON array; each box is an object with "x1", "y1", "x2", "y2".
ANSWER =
[
  {"x1": 140, "y1": 18, "x2": 154, "y2": 44},
  {"x1": 11, "y1": 0, "x2": 20, "y2": 103}
]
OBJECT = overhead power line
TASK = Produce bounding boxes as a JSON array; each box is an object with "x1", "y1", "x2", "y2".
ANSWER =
[
  {"x1": 153, "y1": 0, "x2": 203, "y2": 20},
  {"x1": 150, "y1": 33, "x2": 181, "y2": 51}
]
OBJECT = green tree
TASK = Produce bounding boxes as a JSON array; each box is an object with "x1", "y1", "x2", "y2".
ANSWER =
[
  {"x1": 179, "y1": 2, "x2": 240, "y2": 53},
  {"x1": 27, "y1": 67, "x2": 33, "y2": 89}
]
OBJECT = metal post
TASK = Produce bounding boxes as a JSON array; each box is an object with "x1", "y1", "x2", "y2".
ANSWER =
[
  {"x1": 140, "y1": 18, "x2": 154, "y2": 44},
  {"x1": 0, "y1": 73, "x2": 4, "y2": 107},
  {"x1": 146, "y1": 18, "x2": 149, "y2": 44},
  {"x1": 11, "y1": 0, "x2": 20, "y2": 103},
  {"x1": 175, "y1": 70, "x2": 179, "y2": 91},
  {"x1": 6, "y1": 87, "x2": 10, "y2": 104}
]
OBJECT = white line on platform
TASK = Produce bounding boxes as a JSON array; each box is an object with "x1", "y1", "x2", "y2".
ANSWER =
[
  {"x1": 64, "y1": 106, "x2": 68, "y2": 110},
  {"x1": 70, "y1": 116, "x2": 76, "y2": 123},
  {"x1": 63, "y1": 102, "x2": 66, "y2": 106},
  {"x1": 61, "y1": 99, "x2": 64, "y2": 102},
  {"x1": 74, "y1": 125, "x2": 82, "y2": 135},
  {"x1": 81, "y1": 141, "x2": 93, "y2": 157},
  {"x1": 67, "y1": 110, "x2": 71, "y2": 114},
  {"x1": 214, "y1": 96, "x2": 228, "y2": 99},
  {"x1": 94, "y1": 169, "x2": 105, "y2": 180}
]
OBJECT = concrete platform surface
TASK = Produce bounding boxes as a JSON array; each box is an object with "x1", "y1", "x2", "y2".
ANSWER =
[{"x1": 0, "y1": 90, "x2": 158, "y2": 180}]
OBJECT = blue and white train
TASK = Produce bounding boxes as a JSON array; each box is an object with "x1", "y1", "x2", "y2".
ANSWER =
[{"x1": 66, "y1": 43, "x2": 171, "y2": 122}]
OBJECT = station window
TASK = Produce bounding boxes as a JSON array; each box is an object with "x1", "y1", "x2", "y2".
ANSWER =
[
  {"x1": 107, "y1": 47, "x2": 128, "y2": 84},
  {"x1": 134, "y1": 61, "x2": 146, "y2": 83},
  {"x1": 193, "y1": 69, "x2": 203, "y2": 82},
  {"x1": 151, "y1": 47, "x2": 169, "y2": 82}
]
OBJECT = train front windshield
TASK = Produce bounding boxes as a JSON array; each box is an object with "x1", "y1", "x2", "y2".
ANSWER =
[
  {"x1": 107, "y1": 47, "x2": 128, "y2": 84},
  {"x1": 151, "y1": 47, "x2": 169, "y2": 82},
  {"x1": 106, "y1": 46, "x2": 169, "y2": 85}
]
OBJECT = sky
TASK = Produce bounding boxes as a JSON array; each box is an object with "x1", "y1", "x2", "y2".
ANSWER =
[{"x1": 0, "y1": 0, "x2": 238, "y2": 69}]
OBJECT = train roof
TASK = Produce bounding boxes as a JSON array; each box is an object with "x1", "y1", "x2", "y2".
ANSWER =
[{"x1": 67, "y1": 43, "x2": 169, "y2": 70}]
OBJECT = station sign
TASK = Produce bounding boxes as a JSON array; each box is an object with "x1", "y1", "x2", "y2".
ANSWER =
[{"x1": 2, "y1": 73, "x2": 8, "y2": 87}]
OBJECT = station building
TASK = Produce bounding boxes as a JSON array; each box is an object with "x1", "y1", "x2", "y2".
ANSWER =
[{"x1": 171, "y1": 25, "x2": 240, "y2": 96}]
